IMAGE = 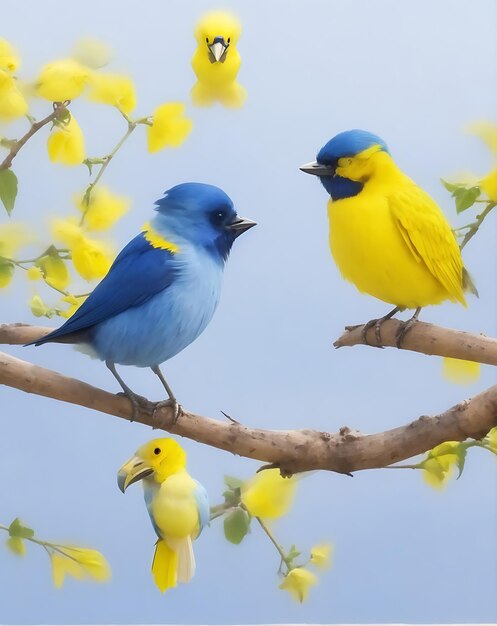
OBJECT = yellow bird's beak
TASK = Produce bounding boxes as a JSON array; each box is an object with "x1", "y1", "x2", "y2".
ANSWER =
[
  {"x1": 117, "y1": 456, "x2": 154, "y2": 493},
  {"x1": 208, "y1": 37, "x2": 228, "y2": 62}
]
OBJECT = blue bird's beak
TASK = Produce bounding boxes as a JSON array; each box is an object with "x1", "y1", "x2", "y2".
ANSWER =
[
  {"x1": 208, "y1": 37, "x2": 229, "y2": 62},
  {"x1": 299, "y1": 161, "x2": 335, "y2": 177},
  {"x1": 227, "y1": 216, "x2": 257, "y2": 238}
]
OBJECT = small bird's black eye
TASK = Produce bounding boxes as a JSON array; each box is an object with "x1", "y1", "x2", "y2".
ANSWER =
[
  {"x1": 206, "y1": 37, "x2": 209, "y2": 43},
  {"x1": 217, "y1": 211, "x2": 224, "y2": 220},
  {"x1": 227, "y1": 37, "x2": 231, "y2": 43},
  {"x1": 154, "y1": 448, "x2": 161, "y2": 455}
]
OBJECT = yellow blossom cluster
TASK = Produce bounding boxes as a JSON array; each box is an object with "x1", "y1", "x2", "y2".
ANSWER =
[
  {"x1": 468, "y1": 122, "x2": 497, "y2": 203},
  {"x1": 0, "y1": 39, "x2": 28, "y2": 121},
  {"x1": 52, "y1": 185, "x2": 129, "y2": 281},
  {"x1": 50, "y1": 546, "x2": 111, "y2": 588}
]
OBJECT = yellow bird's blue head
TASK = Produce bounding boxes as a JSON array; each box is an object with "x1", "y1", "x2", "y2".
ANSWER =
[
  {"x1": 153, "y1": 182, "x2": 255, "y2": 260},
  {"x1": 118, "y1": 438, "x2": 187, "y2": 491},
  {"x1": 300, "y1": 130, "x2": 390, "y2": 200},
  {"x1": 194, "y1": 11, "x2": 241, "y2": 63}
]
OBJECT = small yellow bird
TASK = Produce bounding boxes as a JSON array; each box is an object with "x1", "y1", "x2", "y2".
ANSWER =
[
  {"x1": 301, "y1": 130, "x2": 477, "y2": 345},
  {"x1": 191, "y1": 11, "x2": 246, "y2": 108},
  {"x1": 118, "y1": 438, "x2": 209, "y2": 592}
]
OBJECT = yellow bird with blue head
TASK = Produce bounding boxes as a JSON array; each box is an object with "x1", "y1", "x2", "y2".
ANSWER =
[
  {"x1": 191, "y1": 11, "x2": 246, "y2": 108},
  {"x1": 118, "y1": 438, "x2": 209, "y2": 593},
  {"x1": 301, "y1": 129, "x2": 477, "y2": 345}
]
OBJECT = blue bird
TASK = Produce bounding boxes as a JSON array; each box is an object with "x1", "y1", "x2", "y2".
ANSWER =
[{"x1": 29, "y1": 182, "x2": 256, "y2": 417}]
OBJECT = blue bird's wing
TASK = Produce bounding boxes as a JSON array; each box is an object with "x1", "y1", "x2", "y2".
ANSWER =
[
  {"x1": 30, "y1": 233, "x2": 177, "y2": 345},
  {"x1": 193, "y1": 480, "x2": 210, "y2": 536}
]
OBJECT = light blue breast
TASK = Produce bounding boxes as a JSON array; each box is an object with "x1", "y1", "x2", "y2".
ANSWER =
[{"x1": 88, "y1": 242, "x2": 224, "y2": 367}]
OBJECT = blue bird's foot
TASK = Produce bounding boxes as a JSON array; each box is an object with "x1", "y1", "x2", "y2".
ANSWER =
[
  {"x1": 395, "y1": 307, "x2": 422, "y2": 349},
  {"x1": 152, "y1": 399, "x2": 183, "y2": 430},
  {"x1": 361, "y1": 306, "x2": 400, "y2": 346},
  {"x1": 116, "y1": 391, "x2": 150, "y2": 421}
]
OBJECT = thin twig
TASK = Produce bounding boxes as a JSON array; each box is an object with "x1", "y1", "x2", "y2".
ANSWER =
[{"x1": 0, "y1": 103, "x2": 68, "y2": 171}]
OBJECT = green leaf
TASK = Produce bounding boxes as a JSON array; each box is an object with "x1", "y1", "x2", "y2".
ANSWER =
[
  {"x1": 223, "y1": 508, "x2": 250, "y2": 544},
  {"x1": 224, "y1": 475, "x2": 244, "y2": 490},
  {"x1": 454, "y1": 186, "x2": 481, "y2": 213},
  {"x1": 6, "y1": 536, "x2": 25, "y2": 556},
  {"x1": 8, "y1": 517, "x2": 34, "y2": 539},
  {"x1": 0, "y1": 258, "x2": 14, "y2": 288},
  {"x1": 286, "y1": 545, "x2": 302, "y2": 563},
  {"x1": 0, "y1": 169, "x2": 18, "y2": 215},
  {"x1": 456, "y1": 446, "x2": 468, "y2": 479},
  {"x1": 440, "y1": 178, "x2": 461, "y2": 193}
]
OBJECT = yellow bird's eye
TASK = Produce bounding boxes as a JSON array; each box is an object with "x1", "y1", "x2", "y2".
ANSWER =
[
  {"x1": 154, "y1": 447, "x2": 161, "y2": 455},
  {"x1": 227, "y1": 37, "x2": 231, "y2": 43},
  {"x1": 205, "y1": 37, "x2": 209, "y2": 43}
]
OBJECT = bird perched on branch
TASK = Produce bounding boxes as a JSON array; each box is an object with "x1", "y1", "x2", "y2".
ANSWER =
[
  {"x1": 191, "y1": 11, "x2": 246, "y2": 108},
  {"x1": 28, "y1": 182, "x2": 256, "y2": 417},
  {"x1": 300, "y1": 129, "x2": 477, "y2": 346},
  {"x1": 118, "y1": 438, "x2": 209, "y2": 592}
]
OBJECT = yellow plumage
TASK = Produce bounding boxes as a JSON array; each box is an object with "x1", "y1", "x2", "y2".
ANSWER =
[
  {"x1": 118, "y1": 438, "x2": 209, "y2": 593},
  {"x1": 329, "y1": 149, "x2": 471, "y2": 309},
  {"x1": 191, "y1": 11, "x2": 246, "y2": 108}
]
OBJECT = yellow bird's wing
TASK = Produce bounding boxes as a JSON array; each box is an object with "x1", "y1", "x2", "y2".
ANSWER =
[{"x1": 387, "y1": 184, "x2": 466, "y2": 306}]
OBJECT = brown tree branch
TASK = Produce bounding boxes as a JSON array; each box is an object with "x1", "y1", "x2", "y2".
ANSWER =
[
  {"x1": 1, "y1": 323, "x2": 496, "y2": 474},
  {"x1": 334, "y1": 319, "x2": 497, "y2": 366},
  {"x1": 0, "y1": 103, "x2": 69, "y2": 171}
]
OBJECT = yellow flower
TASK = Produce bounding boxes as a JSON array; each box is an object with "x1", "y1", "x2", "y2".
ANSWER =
[
  {"x1": 421, "y1": 441, "x2": 460, "y2": 489},
  {"x1": 72, "y1": 38, "x2": 113, "y2": 70},
  {"x1": 481, "y1": 166, "x2": 497, "y2": 203},
  {"x1": 47, "y1": 115, "x2": 85, "y2": 165},
  {"x1": 279, "y1": 568, "x2": 317, "y2": 603},
  {"x1": 0, "y1": 222, "x2": 32, "y2": 257},
  {"x1": 59, "y1": 294, "x2": 87, "y2": 318},
  {"x1": 310, "y1": 543, "x2": 333, "y2": 569},
  {"x1": 51, "y1": 216, "x2": 84, "y2": 247},
  {"x1": 466, "y1": 121, "x2": 497, "y2": 202},
  {"x1": 467, "y1": 121, "x2": 497, "y2": 154},
  {"x1": 36, "y1": 59, "x2": 90, "y2": 101},
  {"x1": 75, "y1": 186, "x2": 130, "y2": 231},
  {"x1": 442, "y1": 357, "x2": 480, "y2": 384},
  {"x1": 241, "y1": 468, "x2": 297, "y2": 520},
  {"x1": 0, "y1": 70, "x2": 28, "y2": 121},
  {"x1": 51, "y1": 216, "x2": 114, "y2": 281},
  {"x1": 486, "y1": 426, "x2": 497, "y2": 453},
  {"x1": 0, "y1": 260, "x2": 14, "y2": 288},
  {"x1": 50, "y1": 547, "x2": 110, "y2": 589},
  {"x1": 0, "y1": 38, "x2": 20, "y2": 73},
  {"x1": 72, "y1": 237, "x2": 113, "y2": 281},
  {"x1": 29, "y1": 294, "x2": 50, "y2": 317},
  {"x1": 39, "y1": 255, "x2": 70, "y2": 291},
  {"x1": 27, "y1": 266, "x2": 43, "y2": 281},
  {"x1": 87, "y1": 73, "x2": 136, "y2": 114},
  {"x1": 147, "y1": 103, "x2": 193, "y2": 153},
  {"x1": 6, "y1": 536, "x2": 26, "y2": 556}
]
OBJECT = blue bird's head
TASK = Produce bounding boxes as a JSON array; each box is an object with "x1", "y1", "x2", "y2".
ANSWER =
[
  {"x1": 153, "y1": 183, "x2": 256, "y2": 260},
  {"x1": 300, "y1": 130, "x2": 390, "y2": 200}
]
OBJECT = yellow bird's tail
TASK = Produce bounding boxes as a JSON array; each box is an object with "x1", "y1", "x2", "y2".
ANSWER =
[
  {"x1": 152, "y1": 539, "x2": 178, "y2": 593},
  {"x1": 151, "y1": 537, "x2": 196, "y2": 592}
]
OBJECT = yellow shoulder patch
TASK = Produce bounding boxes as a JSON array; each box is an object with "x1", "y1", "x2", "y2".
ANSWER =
[{"x1": 142, "y1": 222, "x2": 180, "y2": 253}]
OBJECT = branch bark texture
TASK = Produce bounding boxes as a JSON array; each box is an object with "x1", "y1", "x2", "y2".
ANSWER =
[
  {"x1": 334, "y1": 319, "x2": 497, "y2": 365},
  {"x1": 1, "y1": 323, "x2": 497, "y2": 474}
]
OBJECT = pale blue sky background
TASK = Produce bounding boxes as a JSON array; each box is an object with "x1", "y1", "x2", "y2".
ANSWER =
[{"x1": 1, "y1": 0, "x2": 497, "y2": 623}]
